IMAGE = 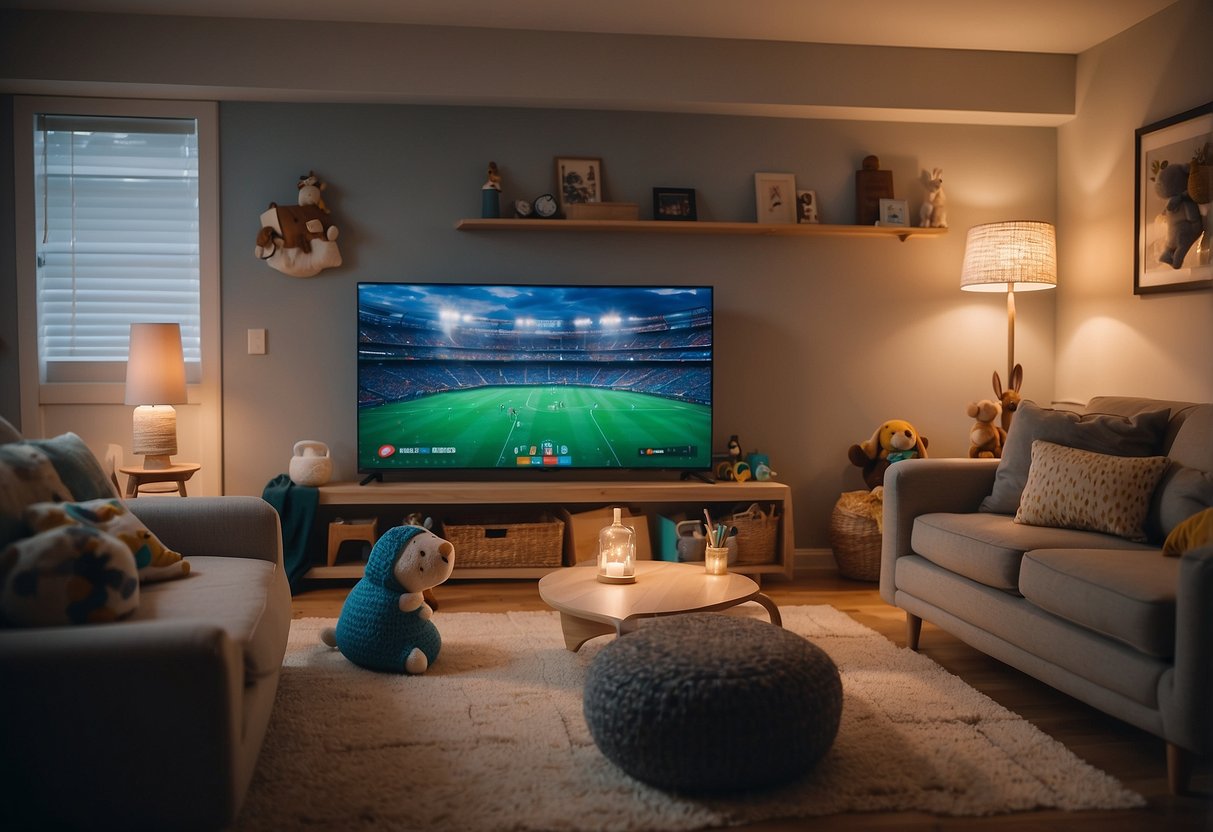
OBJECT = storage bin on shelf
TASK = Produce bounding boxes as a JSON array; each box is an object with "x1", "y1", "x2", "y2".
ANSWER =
[
  {"x1": 829, "y1": 490, "x2": 883, "y2": 581},
  {"x1": 440, "y1": 513, "x2": 565, "y2": 568},
  {"x1": 729, "y1": 503, "x2": 779, "y2": 564}
]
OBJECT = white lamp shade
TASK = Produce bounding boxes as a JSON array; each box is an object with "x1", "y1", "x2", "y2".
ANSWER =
[
  {"x1": 124, "y1": 323, "x2": 187, "y2": 405},
  {"x1": 960, "y1": 221, "x2": 1058, "y2": 293}
]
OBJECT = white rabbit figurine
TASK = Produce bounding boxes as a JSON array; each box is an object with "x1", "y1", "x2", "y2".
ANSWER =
[{"x1": 919, "y1": 167, "x2": 947, "y2": 228}]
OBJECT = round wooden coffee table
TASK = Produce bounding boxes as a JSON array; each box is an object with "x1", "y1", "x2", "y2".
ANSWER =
[{"x1": 537, "y1": 561, "x2": 782, "y2": 651}]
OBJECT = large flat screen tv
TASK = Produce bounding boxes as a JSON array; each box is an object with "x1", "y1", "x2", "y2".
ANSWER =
[{"x1": 357, "y1": 282, "x2": 713, "y2": 476}]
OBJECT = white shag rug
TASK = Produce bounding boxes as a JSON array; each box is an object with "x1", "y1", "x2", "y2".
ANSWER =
[{"x1": 232, "y1": 606, "x2": 1144, "y2": 831}]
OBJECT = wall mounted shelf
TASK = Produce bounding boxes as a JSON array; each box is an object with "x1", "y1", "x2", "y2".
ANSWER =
[{"x1": 456, "y1": 218, "x2": 947, "y2": 241}]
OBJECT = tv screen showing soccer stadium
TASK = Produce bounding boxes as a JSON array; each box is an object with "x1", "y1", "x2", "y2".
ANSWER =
[{"x1": 357, "y1": 282, "x2": 713, "y2": 474}]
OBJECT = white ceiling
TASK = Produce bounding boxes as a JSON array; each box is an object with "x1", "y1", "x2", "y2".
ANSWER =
[{"x1": 2, "y1": 0, "x2": 1179, "y2": 54}]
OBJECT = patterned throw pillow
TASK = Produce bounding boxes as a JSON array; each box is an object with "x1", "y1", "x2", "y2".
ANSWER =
[
  {"x1": 1014, "y1": 440, "x2": 1169, "y2": 542},
  {"x1": 25, "y1": 498, "x2": 190, "y2": 582},
  {"x1": 0, "y1": 525, "x2": 139, "y2": 627},
  {"x1": 1163, "y1": 508, "x2": 1213, "y2": 557},
  {"x1": 0, "y1": 443, "x2": 73, "y2": 548}
]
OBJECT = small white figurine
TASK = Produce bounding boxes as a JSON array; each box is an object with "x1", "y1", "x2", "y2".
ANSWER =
[{"x1": 919, "y1": 167, "x2": 947, "y2": 228}]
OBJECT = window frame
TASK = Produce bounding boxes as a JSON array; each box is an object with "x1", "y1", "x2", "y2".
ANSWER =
[{"x1": 13, "y1": 96, "x2": 219, "y2": 416}]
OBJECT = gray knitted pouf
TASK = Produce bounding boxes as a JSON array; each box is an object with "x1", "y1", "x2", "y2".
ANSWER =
[{"x1": 583, "y1": 612, "x2": 842, "y2": 793}]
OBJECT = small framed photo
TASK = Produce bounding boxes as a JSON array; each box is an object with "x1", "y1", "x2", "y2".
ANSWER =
[
  {"x1": 1134, "y1": 101, "x2": 1212, "y2": 294},
  {"x1": 555, "y1": 156, "x2": 604, "y2": 215},
  {"x1": 879, "y1": 198, "x2": 909, "y2": 227},
  {"x1": 796, "y1": 190, "x2": 820, "y2": 224},
  {"x1": 754, "y1": 172, "x2": 797, "y2": 224},
  {"x1": 652, "y1": 187, "x2": 697, "y2": 221}
]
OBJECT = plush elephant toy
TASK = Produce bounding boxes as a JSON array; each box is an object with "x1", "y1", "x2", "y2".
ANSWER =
[{"x1": 321, "y1": 525, "x2": 454, "y2": 674}]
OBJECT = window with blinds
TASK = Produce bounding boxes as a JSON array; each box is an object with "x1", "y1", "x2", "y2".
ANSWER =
[{"x1": 33, "y1": 113, "x2": 201, "y2": 383}]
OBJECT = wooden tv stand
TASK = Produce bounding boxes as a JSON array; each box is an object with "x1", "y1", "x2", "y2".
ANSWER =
[{"x1": 307, "y1": 479, "x2": 794, "y2": 582}]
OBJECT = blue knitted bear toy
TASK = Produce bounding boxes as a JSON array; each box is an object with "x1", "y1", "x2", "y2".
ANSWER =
[{"x1": 320, "y1": 525, "x2": 455, "y2": 674}]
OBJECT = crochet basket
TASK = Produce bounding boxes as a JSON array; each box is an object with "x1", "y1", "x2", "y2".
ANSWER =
[{"x1": 829, "y1": 491, "x2": 882, "y2": 582}]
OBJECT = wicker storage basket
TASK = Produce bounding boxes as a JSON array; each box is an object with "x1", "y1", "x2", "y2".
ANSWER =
[
  {"x1": 829, "y1": 491, "x2": 882, "y2": 581},
  {"x1": 441, "y1": 514, "x2": 565, "y2": 568},
  {"x1": 730, "y1": 503, "x2": 779, "y2": 564}
]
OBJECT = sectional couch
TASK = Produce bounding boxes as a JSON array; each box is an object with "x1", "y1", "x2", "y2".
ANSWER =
[{"x1": 880, "y1": 396, "x2": 1213, "y2": 793}]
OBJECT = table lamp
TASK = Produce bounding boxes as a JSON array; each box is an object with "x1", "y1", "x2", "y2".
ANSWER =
[
  {"x1": 960, "y1": 221, "x2": 1057, "y2": 383},
  {"x1": 124, "y1": 322, "x2": 188, "y2": 470}
]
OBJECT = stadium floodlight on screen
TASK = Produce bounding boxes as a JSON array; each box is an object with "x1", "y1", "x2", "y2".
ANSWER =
[{"x1": 357, "y1": 282, "x2": 713, "y2": 478}]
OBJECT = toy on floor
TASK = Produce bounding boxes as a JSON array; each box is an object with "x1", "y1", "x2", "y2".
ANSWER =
[
  {"x1": 966, "y1": 399, "x2": 1006, "y2": 458},
  {"x1": 321, "y1": 525, "x2": 454, "y2": 674},
  {"x1": 848, "y1": 419, "x2": 929, "y2": 490}
]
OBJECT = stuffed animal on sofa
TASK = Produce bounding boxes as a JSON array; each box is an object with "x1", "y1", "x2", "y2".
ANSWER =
[
  {"x1": 847, "y1": 419, "x2": 929, "y2": 489},
  {"x1": 966, "y1": 399, "x2": 1006, "y2": 459},
  {"x1": 320, "y1": 525, "x2": 454, "y2": 674},
  {"x1": 1155, "y1": 162, "x2": 1203, "y2": 269}
]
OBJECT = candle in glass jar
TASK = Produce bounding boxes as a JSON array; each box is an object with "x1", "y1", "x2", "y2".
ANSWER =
[
  {"x1": 705, "y1": 546, "x2": 728, "y2": 576},
  {"x1": 604, "y1": 561, "x2": 626, "y2": 577}
]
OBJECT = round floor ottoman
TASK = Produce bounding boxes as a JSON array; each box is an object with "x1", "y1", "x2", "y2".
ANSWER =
[{"x1": 583, "y1": 612, "x2": 842, "y2": 793}]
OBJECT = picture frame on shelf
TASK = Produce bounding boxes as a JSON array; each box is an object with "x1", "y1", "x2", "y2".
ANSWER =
[
  {"x1": 754, "y1": 172, "x2": 797, "y2": 224},
  {"x1": 796, "y1": 190, "x2": 820, "y2": 224},
  {"x1": 652, "y1": 187, "x2": 697, "y2": 221},
  {"x1": 1133, "y1": 101, "x2": 1212, "y2": 295},
  {"x1": 879, "y1": 198, "x2": 909, "y2": 227},
  {"x1": 555, "y1": 156, "x2": 604, "y2": 215}
]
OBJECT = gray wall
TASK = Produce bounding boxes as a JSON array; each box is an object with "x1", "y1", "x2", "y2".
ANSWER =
[{"x1": 219, "y1": 102, "x2": 1057, "y2": 545}]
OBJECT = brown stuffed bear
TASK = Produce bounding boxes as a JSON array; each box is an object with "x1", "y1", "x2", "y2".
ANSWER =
[
  {"x1": 848, "y1": 419, "x2": 929, "y2": 490},
  {"x1": 967, "y1": 399, "x2": 1006, "y2": 458}
]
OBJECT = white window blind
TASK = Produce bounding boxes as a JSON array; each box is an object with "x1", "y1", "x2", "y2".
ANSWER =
[{"x1": 33, "y1": 113, "x2": 201, "y2": 383}]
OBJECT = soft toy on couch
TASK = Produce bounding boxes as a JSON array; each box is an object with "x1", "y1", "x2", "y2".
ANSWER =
[
  {"x1": 847, "y1": 419, "x2": 929, "y2": 490},
  {"x1": 966, "y1": 399, "x2": 1006, "y2": 459},
  {"x1": 321, "y1": 525, "x2": 454, "y2": 674}
]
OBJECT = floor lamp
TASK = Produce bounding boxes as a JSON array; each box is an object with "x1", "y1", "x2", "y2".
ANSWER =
[
  {"x1": 960, "y1": 221, "x2": 1057, "y2": 385},
  {"x1": 124, "y1": 322, "x2": 188, "y2": 470}
]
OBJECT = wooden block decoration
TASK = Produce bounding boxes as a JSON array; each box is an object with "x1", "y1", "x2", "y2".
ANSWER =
[
  {"x1": 327, "y1": 518, "x2": 378, "y2": 567},
  {"x1": 855, "y1": 155, "x2": 894, "y2": 226}
]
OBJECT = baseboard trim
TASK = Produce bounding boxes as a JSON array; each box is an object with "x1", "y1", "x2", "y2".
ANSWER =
[{"x1": 793, "y1": 547, "x2": 836, "y2": 577}]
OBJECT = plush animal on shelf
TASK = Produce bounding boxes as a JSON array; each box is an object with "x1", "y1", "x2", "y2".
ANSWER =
[
  {"x1": 848, "y1": 419, "x2": 929, "y2": 490},
  {"x1": 966, "y1": 399, "x2": 1006, "y2": 458},
  {"x1": 993, "y1": 365, "x2": 1023, "y2": 433},
  {"x1": 321, "y1": 525, "x2": 455, "y2": 674},
  {"x1": 254, "y1": 170, "x2": 341, "y2": 277},
  {"x1": 1155, "y1": 162, "x2": 1203, "y2": 269},
  {"x1": 918, "y1": 167, "x2": 947, "y2": 228}
]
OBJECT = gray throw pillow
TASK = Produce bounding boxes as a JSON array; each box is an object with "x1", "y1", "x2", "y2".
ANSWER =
[
  {"x1": 1151, "y1": 463, "x2": 1213, "y2": 541},
  {"x1": 26, "y1": 433, "x2": 119, "y2": 501},
  {"x1": 979, "y1": 401, "x2": 1171, "y2": 515}
]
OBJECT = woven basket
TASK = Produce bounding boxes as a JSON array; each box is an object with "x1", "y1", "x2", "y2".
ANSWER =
[
  {"x1": 829, "y1": 491, "x2": 882, "y2": 582},
  {"x1": 441, "y1": 515, "x2": 565, "y2": 568},
  {"x1": 730, "y1": 504, "x2": 778, "y2": 564}
]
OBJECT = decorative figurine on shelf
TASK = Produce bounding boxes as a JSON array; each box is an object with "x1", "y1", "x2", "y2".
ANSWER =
[
  {"x1": 855, "y1": 155, "x2": 894, "y2": 226},
  {"x1": 847, "y1": 419, "x2": 929, "y2": 490},
  {"x1": 966, "y1": 399, "x2": 1005, "y2": 459},
  {"x1": 715, "y1": 434, "x2": 752, "y2": 481},
  {"x1": 918, "y1": 167, "x2": 947, "y2": 228},
  {"x1": 482, "y1": 161, "x2": 502, "y2": 219},
  {"x1": 254, "y1": 170, "x2": 341, "y2": 278},
  {"x1": 320, "y1": 525, "x2": 455, "y2": 674}
]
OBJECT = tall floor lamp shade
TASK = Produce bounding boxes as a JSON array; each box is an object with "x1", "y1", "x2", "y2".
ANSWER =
[
  {"x1": 124, "y1": 322, "x2": 188, "y2": 470},
  {"x1": 960, "y1": 221, "x2": 1057, "y2": 383}
]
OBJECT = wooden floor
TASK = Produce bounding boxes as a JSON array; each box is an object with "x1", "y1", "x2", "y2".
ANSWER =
[{"x1": 292, "y1": 572, "x2": 1213, "y2": 831}]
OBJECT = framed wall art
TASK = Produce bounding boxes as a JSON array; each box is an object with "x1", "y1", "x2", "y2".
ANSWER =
[
  {"x1": 1134, "y1": 101, "x2": 1212, "y2": 294},
  {"x1": 754, "y1": 172, "x2": 796, "y2": 224},
  {"x1": 653, "y1": 187, "x2": 697, "y2": 221},
  {"x1": 555, "y1": 156, "x2": 603, "y2": 215},
  {"x1": 879, "y1": 198, "x2": 909, "y2": 227}
]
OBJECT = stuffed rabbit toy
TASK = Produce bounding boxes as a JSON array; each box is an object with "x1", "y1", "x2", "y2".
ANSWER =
[
  {"x1": 993, "y1": 365, "x2": 1023, "y2": 434},
  {"x1": 919, "y1": 167, "x2": 947, "y2": 228}
]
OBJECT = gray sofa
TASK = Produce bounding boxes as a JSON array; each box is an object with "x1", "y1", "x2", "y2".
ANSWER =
[
  {"x1": 880, "y1": 396, "x2": 1213, "y2": 793},
  {"x1": 0, "y1": 492, "x2": 291, "y2": 829}
]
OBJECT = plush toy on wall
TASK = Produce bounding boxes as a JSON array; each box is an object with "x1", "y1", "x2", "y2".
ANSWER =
[
  {"x1": 847, "y1": 419, "x2": 929, "y2": 490},
  {"x1": 966, "y1": 399, "x2": 1006, "y2": 459},
  {"x1": 254, "y1": 170, "x2": 342, "y2": 278},
  {"x1": 1155, "y1": 162, "x2": 1203, "y2": 269},
  {"x1": 320, "y1": 525, "x2": 454, "y2": 674}
]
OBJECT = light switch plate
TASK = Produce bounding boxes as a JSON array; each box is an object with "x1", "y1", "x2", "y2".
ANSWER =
[{"x1": 248, "y1": 328, "x2": 266, "y2": 355}]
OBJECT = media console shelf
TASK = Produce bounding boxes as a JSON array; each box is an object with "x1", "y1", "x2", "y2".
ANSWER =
[
  {"x1": 455, "y1": 218, "x2": 946, "y2": 242},
  {"x1": 306, "y1": 479, "x2": 794, "y2": 582}
]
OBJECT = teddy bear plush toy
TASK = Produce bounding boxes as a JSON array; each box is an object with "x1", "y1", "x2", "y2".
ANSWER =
[
  {"x1": 847, "y1": 419, "x2": 929, "y2": 489},
  {"x1": 1155, "y1": 162, "x2": 1203, "y2": 269},
  {"x1": 966, "y1": 399, "x2": 1006, "y2": 459},
  {"x1": 321, "y1": 525, "x2": 454, "y2": 674}
]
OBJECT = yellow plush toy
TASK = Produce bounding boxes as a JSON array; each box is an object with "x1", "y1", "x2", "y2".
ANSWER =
[{"x1": 848, "y1": 419, "x2": 929, "y2": 490}]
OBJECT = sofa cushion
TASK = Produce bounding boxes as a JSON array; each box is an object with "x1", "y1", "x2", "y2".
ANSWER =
[
  {"x1": 1014, "y1": 441, "x2": 1168, "y2": 542},
  {"x1": 1019, "y1": 548, "x2": 1178, "y2": 658},
  {"x1": 132, "y1": 555, "x2": 286, "y2": 681},
  {"x1": 25, "y1": 433, "x2": 118, "y2": 501},
  {"x1": 912, "y1": 512, "x2": 1152, "y2": 592},
  {"x1": 0, "y1": 443, "x2": 73, "y2": 548},
  {"x1": 980, "y1": 401, "x2": 1170, "y2": 515}
]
